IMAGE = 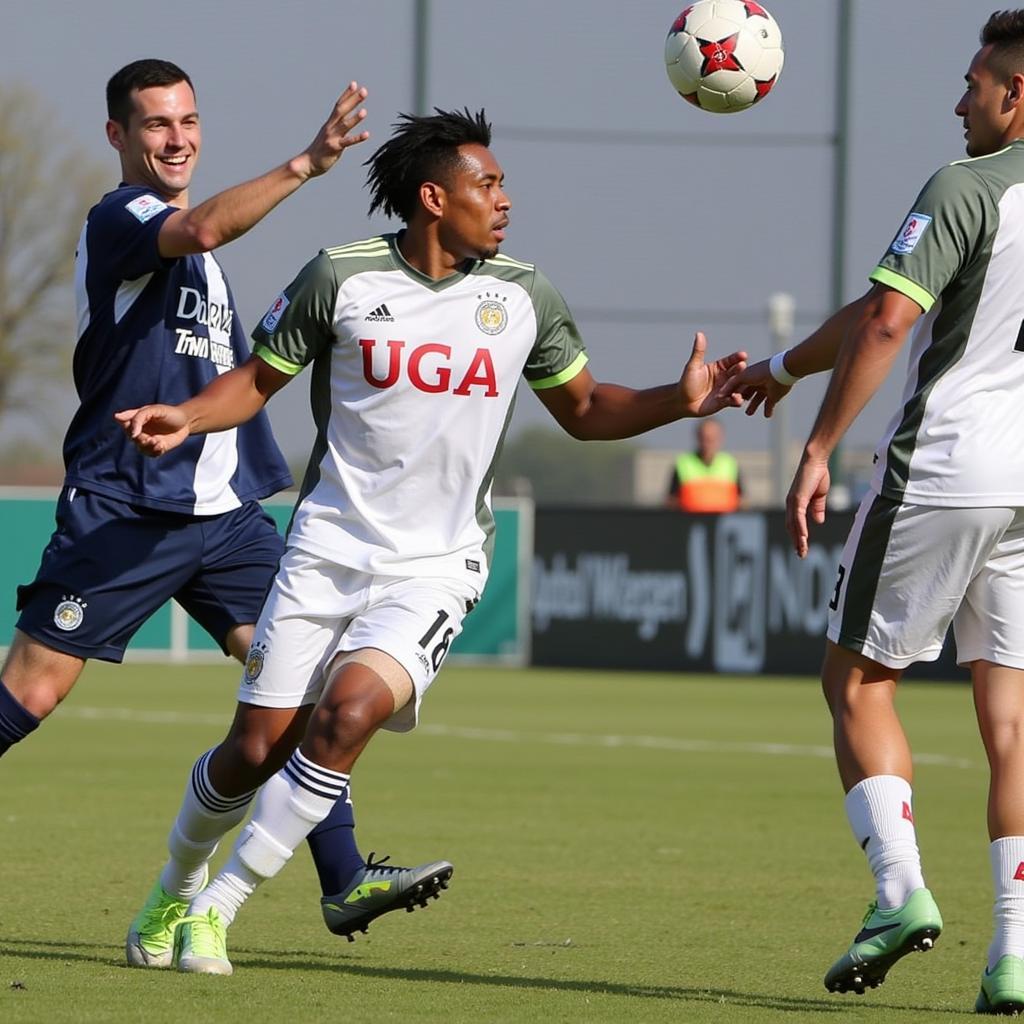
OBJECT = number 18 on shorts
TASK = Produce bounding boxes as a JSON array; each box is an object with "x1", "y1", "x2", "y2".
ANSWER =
[{"x1": 237, "y1": 547, "x2": 477, "y2": 732}]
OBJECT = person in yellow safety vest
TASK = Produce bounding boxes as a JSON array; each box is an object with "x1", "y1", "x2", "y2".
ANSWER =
[{"x1": 667, "y1": 419, "x2": 742, "y2": 513}]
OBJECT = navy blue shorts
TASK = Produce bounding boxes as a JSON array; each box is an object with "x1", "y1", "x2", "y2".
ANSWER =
[{"x1": 15, "y1": 488, "x2": 285, "y2": 662}]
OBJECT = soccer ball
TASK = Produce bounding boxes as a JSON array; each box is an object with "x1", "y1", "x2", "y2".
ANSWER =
[{"x1": 665, "y1": 0, "x2": 784, "y2": 114}]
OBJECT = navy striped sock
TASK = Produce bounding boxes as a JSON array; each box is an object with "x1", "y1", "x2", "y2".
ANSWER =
[
  {"x1": 0, "y1": 679, "x2": 40, "y2": 756},
  {"x1": 307, "y1": 780, "x2": 364, "y2": 896}
]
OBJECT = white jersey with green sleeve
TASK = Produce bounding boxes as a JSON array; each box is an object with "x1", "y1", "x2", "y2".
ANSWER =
[
  {"x1": 867, "y1": 140, "x2": 1024, "y2": 506},
  {"x1": 252, "y1": 233, "x2": 587, "y2": 588}
]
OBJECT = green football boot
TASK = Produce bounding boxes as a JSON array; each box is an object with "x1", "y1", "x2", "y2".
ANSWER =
[
  {"x1": 175, "y1": 906, "x2": 232, "y2": 976},
  {"x1": 321, "y1": 853, "x2": 454, "y2": 940},
  {"x1": 824, "y1": 888, "x2": 943, "y2": 994},
  {"x1": 125, "y1": 871, "x2": 206, "y2": 969},
  {"x1": 976, "y1": 955, "x2": 1024, "y2": 1015}
]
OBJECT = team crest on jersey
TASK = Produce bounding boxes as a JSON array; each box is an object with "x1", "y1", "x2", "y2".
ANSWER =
[
  {"x1": 125, "y1": 194, "x2": 168, "y2": 224},
  {"x1": 475, "y1": 293, "x2": 508, "y2": 335},
  {"x1": 243, "y1": 641, "x2": 269, "y2": 684},
  {"x1": 260, "y1": 293, "x2": 289, "y2": 333},
  {"x1": 53, "y1": 595, "x2": 87, "y2": 632},
  {"x1": 889, "y1": 212, "x2": 932, "y2": 255}
]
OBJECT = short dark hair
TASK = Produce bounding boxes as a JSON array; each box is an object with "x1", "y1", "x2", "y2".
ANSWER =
[
  {"x1": 365, "y1": 108, "x2": 492, "y2": 222},
  {"x1": 106, "y1": 59, "x2": 194, "y2": 127},
  {"x1": 981, "y1": 10, "x2": 1024, "y2": 78}
]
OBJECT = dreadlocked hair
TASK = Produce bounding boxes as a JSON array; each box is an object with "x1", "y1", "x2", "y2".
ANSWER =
[{"x1": 365, "y1": 107, "x2": 492, "y2": 222}]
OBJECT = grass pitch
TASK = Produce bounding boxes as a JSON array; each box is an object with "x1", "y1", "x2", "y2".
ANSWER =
[{"x1": 0, "y1": 663, "x2": 991, "y2": 1022}]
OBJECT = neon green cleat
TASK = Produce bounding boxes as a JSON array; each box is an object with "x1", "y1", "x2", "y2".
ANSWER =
[
  {"x1": 321, "y1": 853, "x2": 454, "y2": 941},
  {"x1": 824, "y1": 888, "x2": 943, "y2": 994},
  {"x1": 976, "y1": 955, "x2": 1024, "y2": 1015},
  {"x1": 175, "y1": 906, "x2": 232, "y2": 976},
  {"x1": 125, "y1": 873, "x2": 206, "y2": 969}
]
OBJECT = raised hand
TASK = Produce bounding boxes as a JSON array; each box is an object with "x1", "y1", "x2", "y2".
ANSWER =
[
  {"x1": 679, "y1": 331, "x2": 747, "y2": 418},
  {"x1": 300, "y1": 82, "x2": 370, "y2": 179}
]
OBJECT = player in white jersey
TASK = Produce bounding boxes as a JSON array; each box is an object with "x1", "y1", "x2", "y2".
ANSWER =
[
  {"x1": 725, "y1": 10, "x2": 1024, "y2": 1012},
  {"x1": 117, "y1": 107, "x2": 747, "y2": 975}
]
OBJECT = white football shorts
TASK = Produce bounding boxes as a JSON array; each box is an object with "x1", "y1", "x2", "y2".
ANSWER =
[
  {"x1": 827, "y1": 493, "x2": 1024, "y2": 670},
  {"x1": 238, "y1": 547, "x2": 478, "y2": 731}
]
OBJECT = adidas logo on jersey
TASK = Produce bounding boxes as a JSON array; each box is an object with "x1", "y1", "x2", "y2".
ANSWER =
[{"x1": 365, "y1": 303, "x2": 395, "y2": 322}]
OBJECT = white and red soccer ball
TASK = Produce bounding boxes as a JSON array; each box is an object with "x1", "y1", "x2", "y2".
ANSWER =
[{"x1": 665, "y1": 0, "x2": 784, "y2": 114}]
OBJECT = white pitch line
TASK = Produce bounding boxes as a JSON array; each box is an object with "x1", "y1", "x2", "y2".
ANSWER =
[
  {"x1": 56, "y1": 705, "x2": 977, "y2": 770},
  {"x1": 417, "y1": 724, "x2": 976, "y2": 770}
]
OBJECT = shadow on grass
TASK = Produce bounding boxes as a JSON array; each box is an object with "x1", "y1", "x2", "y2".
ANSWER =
[{"x1": 0, "y1": 936, "x2": 973, "y2": 1016}]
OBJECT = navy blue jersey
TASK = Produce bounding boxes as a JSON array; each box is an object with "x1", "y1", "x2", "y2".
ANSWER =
[{"x1": 64, "y1": 184, "x2": 291, "y2": 514}]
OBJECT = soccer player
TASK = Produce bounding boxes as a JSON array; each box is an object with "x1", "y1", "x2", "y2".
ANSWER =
[
  {"x1": 117, "y1": 106, "x2": 747, "y2": 975},
  {"x1": 725, "y1": 10, "x2": 1024, "y2": 1012},
  {"x1": 0, "y1": 60, "x2": 441, "y2": 965}
]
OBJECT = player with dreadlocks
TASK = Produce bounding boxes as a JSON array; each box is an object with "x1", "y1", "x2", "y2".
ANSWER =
[{"x1": 119, "y1": 107, "x2": 748, "y2": 974}]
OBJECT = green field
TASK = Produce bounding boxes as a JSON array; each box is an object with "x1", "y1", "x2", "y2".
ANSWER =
[{"x1": 0, "y1": 663, "x2": 992, "y2": 1023}]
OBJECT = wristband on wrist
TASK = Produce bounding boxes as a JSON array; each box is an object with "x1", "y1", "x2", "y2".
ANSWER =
[{"x1": 768, "y1": 350, "x2": 800, "y2": 386}]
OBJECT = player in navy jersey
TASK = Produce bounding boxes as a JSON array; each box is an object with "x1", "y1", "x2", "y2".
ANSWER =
[{"x1": 0, "y1": 59, "x2": 442, "y2": 966}]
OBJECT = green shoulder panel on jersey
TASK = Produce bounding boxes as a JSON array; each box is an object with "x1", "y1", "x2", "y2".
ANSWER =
[
  {"x1": 324, "y1": 235, "x2": 393, "y2": 277},
  {"x1": 324, "y1": 235, "x2": 392, "y2": 260},
  {"x1": 478, "y1": 252, "x2": 536, "y2": 292},
  {"x1": 477, "y1": 255, "x2": 589, "y2": 389}
]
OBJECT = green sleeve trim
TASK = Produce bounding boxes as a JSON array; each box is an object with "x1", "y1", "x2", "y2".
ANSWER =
[
  {"x1": 869, "y1": 267, "x2": 936, "y2": 313},
  {"x1": 254, "y1": 344, "x2": 304, "y2": 376},
  {"x1": 527, "y1": 352, "x2": 589, "y2": 390}
]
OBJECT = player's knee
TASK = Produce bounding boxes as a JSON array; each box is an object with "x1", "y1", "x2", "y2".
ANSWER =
[
  {"x1": 2, "y1": 635, "x2": 83, "y2": 720},
  {"x1": 308, "y1": 695, "x2": 387, "y2": 755},
  {"x1": 218, "y1": 705, "x2": 308, "y2": 783},
  {"x1": 222, "y1": 729, "x2": 276, "y2": 773},
  {"x1": 983, "y1": 717, "x2": 1024, "y2": 760},
  {"x1": 5, "y1": 675, "x2": 66, "y2": 721}
]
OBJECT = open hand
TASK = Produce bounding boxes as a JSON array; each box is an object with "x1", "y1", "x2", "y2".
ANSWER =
[
  {"x1": 302, "y1": 82, "x2": 370, "y2": 178},
  {"x1": 680, "y1": 332, "x2": 747, "y2": 417},
  {"x1": 715, "y1": 357, "x2": 793, "y2": 418}
]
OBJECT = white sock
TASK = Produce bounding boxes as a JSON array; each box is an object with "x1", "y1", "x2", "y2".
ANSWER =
[
  {"x1": 192, "y1": 750, "x2": 349, "y2": 925},
  {"x1": 844, "y1": 775, "x2": 926, "y2": 909},
  {"x1": 987, "y1": 836, "x2": 1024, "y2": 969},
  {"x1": 159, "y1": 749, "x2": 256, "y2": 900}
]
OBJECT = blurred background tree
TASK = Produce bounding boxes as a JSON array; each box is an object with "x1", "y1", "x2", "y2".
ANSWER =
[
  {"x1": 0, "y1": 83, "x2": 107, "y2": 458},
  {"x1": 493, "y1": 425, "x2": 638, "y2": 505}
]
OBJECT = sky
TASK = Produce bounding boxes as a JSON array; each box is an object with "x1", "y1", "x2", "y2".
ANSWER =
[{"x1": 1, "y1": 0, "x2": 990, "y2": 477}]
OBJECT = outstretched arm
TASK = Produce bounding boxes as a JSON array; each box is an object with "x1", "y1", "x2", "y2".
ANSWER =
[
  {"x1": 536, "y1": 332, "x2": 746, "y2": 441},
  {"x1": 786, "y1": 286, "x2": 921, "y2": 557},
  {"x1": 114, "y1": 354, "x2": 291, "y2": 456},
  {"x1": 723, "y1": 290, "x2": 873, "y2": 417},
  {"x1": 158, "y1": 83, "x2": 370, "y2": 257}
]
